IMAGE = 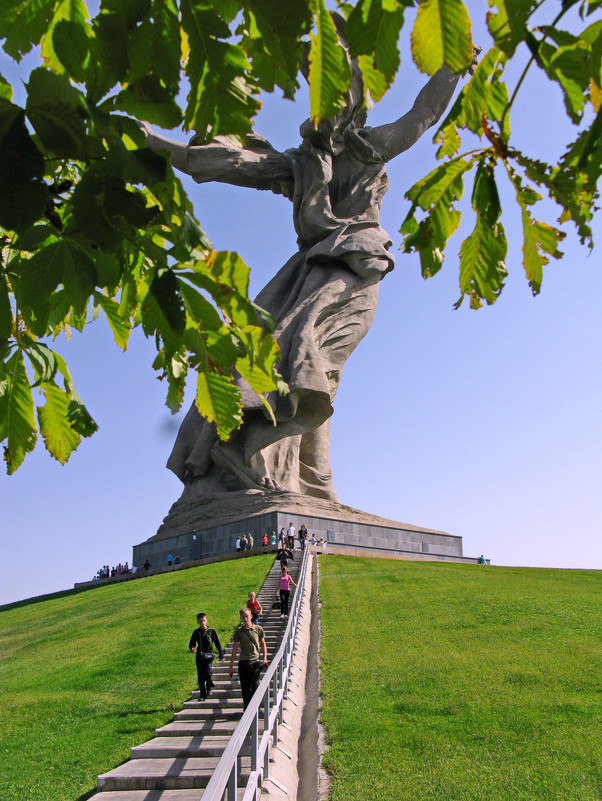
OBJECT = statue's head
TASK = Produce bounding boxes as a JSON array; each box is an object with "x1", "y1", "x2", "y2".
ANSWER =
[{"x1": 299, "y1": 11, "x2": 366, "y2": 155}]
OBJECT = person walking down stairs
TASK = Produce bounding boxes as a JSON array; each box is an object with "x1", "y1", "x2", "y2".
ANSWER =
[
  {"x1": 189, "y1": 612, "x2": 224, "y2": 701},
  {"x1": 278, "y1": 566, "x2": 297, "y2": 618},
  {"x1": 229, "y1": 608, "x2": 268, "y2": 710}
]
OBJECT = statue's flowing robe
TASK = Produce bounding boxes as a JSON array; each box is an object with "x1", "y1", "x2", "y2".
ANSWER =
[{"x1": 167, "y1": 128, "x2": 394, "y2": 501}]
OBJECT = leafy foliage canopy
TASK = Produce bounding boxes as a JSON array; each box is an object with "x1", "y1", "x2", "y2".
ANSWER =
[{"x1": 0, "y1": 0, "x2": 600, "y2": 472}]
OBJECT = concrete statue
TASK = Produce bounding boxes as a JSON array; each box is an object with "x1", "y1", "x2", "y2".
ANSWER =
[{"x1": 142, "y1": 27, "x2": 460, "y2": 505}]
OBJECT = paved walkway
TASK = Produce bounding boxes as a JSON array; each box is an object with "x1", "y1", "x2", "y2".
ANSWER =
[{"x1": 89, "y1": 553, "x2": 304, "y2": 800}]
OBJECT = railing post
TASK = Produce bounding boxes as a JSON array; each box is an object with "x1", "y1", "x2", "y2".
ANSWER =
[
  {"x1": 227, "y1": 762, "x2": 237, "y2": 801},
  {"x1": 251, "y1": 712, "x2": 258, "y2": 772},
  {"x1": 263, "y1": 684, "x2": 270, "y2": 735}
]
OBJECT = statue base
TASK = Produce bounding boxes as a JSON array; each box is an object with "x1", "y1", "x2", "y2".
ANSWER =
[{"x1": 132, "y1": 487, "x2": 465, "y2": 567}]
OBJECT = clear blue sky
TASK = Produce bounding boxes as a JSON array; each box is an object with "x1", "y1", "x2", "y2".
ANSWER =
[{"x1": 1, "y1": 5, "x2": 601, "y2": 605}]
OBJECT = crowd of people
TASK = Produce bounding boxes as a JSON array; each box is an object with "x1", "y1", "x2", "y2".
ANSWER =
[
  {"x1": 235, "y1": 522, "x2": 328, "y2": 554},
  {"x1": 235, "y1": 533, "x2": 254, "y2": 551},
  {"x1": 95, "y1": 562, "x2": 135, "y2": 580}
]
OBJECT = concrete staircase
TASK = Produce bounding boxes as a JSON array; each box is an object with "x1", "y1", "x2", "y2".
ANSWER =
[{"x1": 89, "y1": 551, "x2": 304, "y2": 800}]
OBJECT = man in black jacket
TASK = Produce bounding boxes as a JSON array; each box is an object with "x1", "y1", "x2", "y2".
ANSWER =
[{"x1": 189, "y1": 613, "x2": 224, "y2": 700}]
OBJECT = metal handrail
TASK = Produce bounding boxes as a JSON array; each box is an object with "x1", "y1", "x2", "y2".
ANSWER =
[{"x1": 201, "y1": 545, "x2": 310, "y2": 801}]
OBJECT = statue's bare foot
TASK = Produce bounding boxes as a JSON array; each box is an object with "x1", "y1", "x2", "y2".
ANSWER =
[{"x1": 211, "y1": 445, "x2": 284, "y2": 493}]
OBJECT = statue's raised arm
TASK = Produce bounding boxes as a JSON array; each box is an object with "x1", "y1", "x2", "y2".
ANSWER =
[{"x1": 364, "y1": 65, "x2": 460, "y2": 163}]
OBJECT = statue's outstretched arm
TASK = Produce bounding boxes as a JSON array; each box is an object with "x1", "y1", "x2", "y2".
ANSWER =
[
  {"x1": 140, "y1": 123, "x2": 293, "y2": 194},
  {"x1": 364, "y1": 66, "x2": 460, "y2": 162},
  {"x1": 141, "y1": 125, "x2": 191, "y2": 173}
]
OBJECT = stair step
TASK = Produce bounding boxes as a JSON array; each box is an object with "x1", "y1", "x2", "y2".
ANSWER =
[
  {"x1": 98, "y1": 757, "x2": 250, "y2": 791},
  {"x1": 174, "y1": 708, "x2": 243, "y2": 721},
  {"x1": 131, "y1": 736, "x2": 250, "y2": 759},
  {"x1": 89, "y1": 791, "x2": 215, "y2": 801},
  {"x1": 156, "y1": 721, "x2": 242, "y2": 737},
  {"x1": 182, "y1": 699, "x2": 243, "y2": 709}
]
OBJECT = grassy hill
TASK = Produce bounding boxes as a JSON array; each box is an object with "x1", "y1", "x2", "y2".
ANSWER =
[
  {"x1": 318, "y1": 556, "x2": 601, "y2": 801},
  {"x1": 0, "y1": 555, "x2": 275, "y2": 801},
  {"x1": 2, "y1": 554, "x2": 600, "y2": 801}
]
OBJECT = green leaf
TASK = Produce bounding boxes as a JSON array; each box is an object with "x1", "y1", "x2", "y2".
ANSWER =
[
  {"x1": 235, "y1": 325, "x2": 280, "y2": 395},
  {"x1": 533, "y1": 41, "x2": 591, "y2": 124},
  {"x1": 246, "y1": 0, "x2": 311, "y2": 78},
  {"x1": 94, "y1": 292, "x2": 131, "y2": 349},
  {"x1": 94, "y1": 251, "x2": 121, "y2": 291},
  {"x1": 0, "y1": 101, "x2": 48, "y2": 233},
  {"x1": 206, "y1": 329, "x2": 239, "y2": 368},
  {"x1": 308, "y1": 1, "x2": 351, "y2": 123},
  {"x1": 0, "y1": 73, "x2": 13, "y2": 101},
  {"x1": 457, "y1": 217, "x2": 508, "y2": 309},
  {"x1": 14, "y1": 224, "x2": 59, "y2": 253},
  {"x1": 435, "y1": 48, "x2": 509, "y2": 152},
  {"x1": 0, "y1": 348, "x2": 37, "y2": 474},
  {"x1": 182, "y1": 327, "x2": 209, "y2": 371},
  {"x1": 208, "y1": 0, "x2": 242, "y2": 24},
  {"x1": 25, "y1": 68, "x2": 88, "y2": 158},
  {"x1": 149, "y1": 269, "x2": 186, "y2": 336},
  {"x1": 407, "y1": 155, "x2": 474, "y2": 210},
  {"x1": 51, "y1": 18, "x2": 92, "y2": 82},
  {"x1": 179, "y1": 280, "x2": 223, "y2": 330},
  {"x1": 19, "y1": 237, "x2": 97, "y2": 318},
  {"x1": 24, "y1": 341, "x2": 58, "y2": 386},
  {"x1": 507, "y1": 163, "x2": 566, "y2": 295},
  {"x1": 122, "y1": 148, "x2": 168, "y2": 187},
  {"x1": 37, "y1": 381, "x2": 81, "y2": 464},
  {"x1": 18, "y1": 241, "x2": 66, "y2": 310},
  {"x1": 577, "y1": 105, "x2": 602, "y2": 177},
  {"x1": 471, "y1": 159, "x2": 501, "y2": 226},
  {"x1": 521, "y1": 213, "x2": 565, "y2": 295},
  {"x1": 346, "y1": 0, "x2": 405, "y2": 98},
  {"x1": 0, "y1": 273, "x2": 12, "y2": 344},
  {"x1": 402, "y1": 183, "x2": 464, "y2": 278},
  {"x1": 0, "y1": 0, "x2": 55, "y2": 61},
  {"x1": 53, "y1": 350, "x2": 98, "y2": 437},
  {"x1": 165, "y1": 347, "x2": 188, "y2": 411},
  {"x1": 86, "y1": 9, "x2": 129, "y2": 103},
  {"x1": 126, "y1": 0, "x2": 181, "y2": 94},
  {"x1": 207, "y1": 250, "x2": 250, "y2": 296},
  {"x1": 40, "y1": 0, "x2": 89, "y2": 75},
  {"x1": 411, "y1": 0, "x2": 473, "y2": 76},
  {"x1": 456, "y1": 163, "x2": 507, "y2": 309},
  {"x1": 486, "y1": 0, "x2": 538, "y2": 58},
  {"x1": 69, "y1": 171, "x2": 157, "y2": 252},
  {"x1": 402, "y1": 156, "x2": 474, "y2": 279},
  {"x1": 357, "y1": 54, "x2": 389, "y2": 105},
  {"x1": 195, "y1": 369, "x2": 242, "y2": 441},
  {"x1": 107, "y1": 75, "x2": 183, "y2": 129},
  {"x1": 181, "y1": 1, "x2": 260, "y2": 139}
]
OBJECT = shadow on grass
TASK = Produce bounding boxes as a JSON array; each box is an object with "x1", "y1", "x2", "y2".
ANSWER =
[
  {"x1": 115, "y1": 707, "x2": 173, "y2": 718},
  {"x1": 74, "y1": 787, "x2": 98, "y2": 801}
]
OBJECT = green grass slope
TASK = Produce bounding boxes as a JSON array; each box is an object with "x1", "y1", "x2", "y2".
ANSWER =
[
  {"x1": 319, "y1": 556, "x2": 601, "y2": 801},
  {"x1": 0, "y1": 555, "x2": 274, "y2": 801}
]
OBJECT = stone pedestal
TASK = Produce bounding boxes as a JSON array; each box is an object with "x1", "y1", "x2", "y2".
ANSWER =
[{"x1": 132, "y1": 488, "x2": 464, "y2": 568}]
